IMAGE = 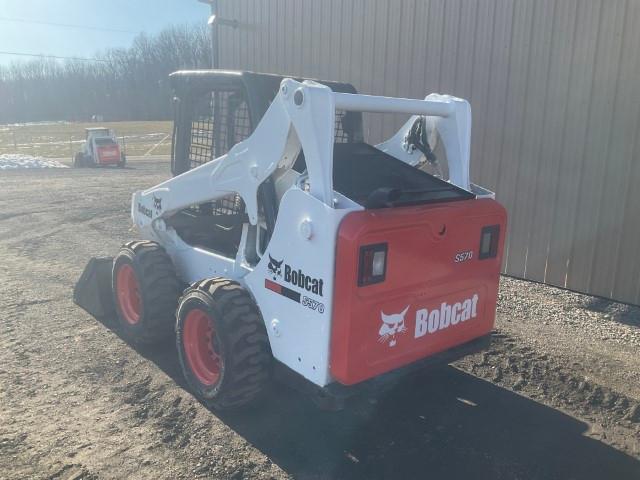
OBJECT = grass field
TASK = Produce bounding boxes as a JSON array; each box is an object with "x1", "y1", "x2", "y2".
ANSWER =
[{"x1": 0, "y1": 121, "x2": 173, "y2": 158}]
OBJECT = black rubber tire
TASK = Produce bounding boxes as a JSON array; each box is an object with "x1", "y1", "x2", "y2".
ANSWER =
[
  {"x1": 112, "y1": 240, "x2": 180, "y2": 343},
  {"x1": 118, "y1": 154, "x2": 126, "y2": 168},
  {"x1": 176, "y1": 278, "x2": 271, "y2": 410},
  {"x1": 73, "y1": 152, "x2": 84, "y2": 168}
]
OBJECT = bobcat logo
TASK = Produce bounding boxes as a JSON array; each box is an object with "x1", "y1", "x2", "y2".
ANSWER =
[
  {"x1": 267, "y1": 254, "x2": 283, "y2": 280},
  {"x1": 153, "y1": 195, "x2": 162, "y2": 213},
  {"x1": 378, "y1": 306, "x2": 409, "y2": 347}
]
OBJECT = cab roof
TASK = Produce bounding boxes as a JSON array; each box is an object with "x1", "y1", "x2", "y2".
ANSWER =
[{"x1": 169, "y1": 69, "x2": 360, "y2": 128}]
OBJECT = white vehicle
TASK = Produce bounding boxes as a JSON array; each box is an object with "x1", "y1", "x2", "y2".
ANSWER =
[
  {"x1": 74, "y1": 127, "x2": 126, "y2": 168},
  {"x1": 75, "y1": 71, "x2": 506, "y2": 410}
]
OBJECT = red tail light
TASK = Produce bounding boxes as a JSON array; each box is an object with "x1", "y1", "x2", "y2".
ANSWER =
[{"x1": 358, "y1": 243, "x2": 387, "y2": 286}]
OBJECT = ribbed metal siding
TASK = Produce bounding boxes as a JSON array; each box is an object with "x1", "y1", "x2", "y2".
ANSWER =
[{"x1": 218, "y1": 0, "x2": 640, "y2": 305}]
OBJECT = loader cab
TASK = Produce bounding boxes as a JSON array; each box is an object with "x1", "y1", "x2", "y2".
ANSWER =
[
  {"x1": 167, "y1": 70, "x2": 364, "y2": 260},
  {"x1": 85, "y1": 127, "x2": 111, "y2": 139},
  {"x1": 169, "y1": 70, "x2": 363, "y2": 175}
]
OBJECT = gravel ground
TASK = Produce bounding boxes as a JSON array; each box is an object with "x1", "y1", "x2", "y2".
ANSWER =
[{"x1": 0, "y1": 158, "x2": 638, "y2": 479}]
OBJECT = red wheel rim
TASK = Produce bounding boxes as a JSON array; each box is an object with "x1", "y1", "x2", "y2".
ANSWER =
[
  {"x1": 183, "y1": 309, "x2": 222, "y2": 386},
  {"x1": 116, "y1": 263, "x2": 141, "y2": 325}
]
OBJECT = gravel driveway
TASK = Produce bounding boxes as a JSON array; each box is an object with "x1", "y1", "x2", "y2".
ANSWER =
[{"x1": 0, "y1": 158, "x2": 638, "y2": 479}]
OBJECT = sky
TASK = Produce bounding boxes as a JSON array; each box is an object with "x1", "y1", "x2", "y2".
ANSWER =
[{"x1": 0, "y1": 0, "x2": 210, "y2": 65}]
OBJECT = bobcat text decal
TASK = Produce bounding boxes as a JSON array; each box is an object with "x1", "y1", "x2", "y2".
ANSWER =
[
  {"x1": 265, "y1": 254, "x2": 325, "y2": 313},
  {"x1": 137, "y1": 202, "x2": 153, "y2": 218},
  {"x1": 414, "y1": 294, "x2": 479, "y2": 338},
  {"x1": 284, "y1": 264, "x2": 324, "y2": 296},
  {"x1": 377, "y1": 294, "x2": 480, "y2": 347}
]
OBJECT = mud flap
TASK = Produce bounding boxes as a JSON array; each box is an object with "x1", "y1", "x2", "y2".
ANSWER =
[{"x1": 73, "y1": 257, "x2": 115, "y2": 318}]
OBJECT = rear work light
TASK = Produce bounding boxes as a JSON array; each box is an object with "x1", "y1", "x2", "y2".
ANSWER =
[
  {"x1": 358, "y1": 243, "x2": 388, "y2": 286},
  {"x1": 479, "y1": 225, "x2": 500, "y2": 260}
]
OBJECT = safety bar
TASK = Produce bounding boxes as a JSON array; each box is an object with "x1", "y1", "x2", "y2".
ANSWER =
[{"x1": 332, "y1": 92, "x2": 454, "y2": 117}]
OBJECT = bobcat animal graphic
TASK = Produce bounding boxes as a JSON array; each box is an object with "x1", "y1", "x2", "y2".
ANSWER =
[
  {"x1": 378, "y1": 306, "x2": 409, "y2": 347},
  {"x1": 267, "y1": 254, "x2": 283, "y2": 280},
  {"x1": 152, "y1": 195, "x2": 162, "y2": 213}
]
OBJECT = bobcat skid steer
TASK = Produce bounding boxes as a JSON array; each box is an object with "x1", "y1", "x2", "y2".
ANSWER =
[
  {"x1": 74, "y1": 70, "x2": 506, "y2": 410},
  {"x1": 74, "y1": 128, "x2": 126, "y2": 168}
]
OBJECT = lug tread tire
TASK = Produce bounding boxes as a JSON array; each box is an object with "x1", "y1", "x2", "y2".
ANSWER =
[
  {"x1": 113, "y1": 240, "x2": 180, "y2": 343},
  {"x1": 74, "y1": 153, "x2": 84, "y2": 168},
  {"x1": 177, "y1": 278, "x2": 271, "y2": 410}
]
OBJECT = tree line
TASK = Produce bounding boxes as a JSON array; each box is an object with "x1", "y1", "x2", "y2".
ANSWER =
[{"x1": 0, "y1": 24, "x2": 212, "y2": 124}]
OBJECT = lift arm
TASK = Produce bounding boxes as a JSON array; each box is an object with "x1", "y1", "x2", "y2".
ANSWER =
[
  {"x1": 131, "y1": 80, "x2": 472, "y2": 233},
  {"x1": 375, "y1": 93, "x2": 472, "y2": 191}
]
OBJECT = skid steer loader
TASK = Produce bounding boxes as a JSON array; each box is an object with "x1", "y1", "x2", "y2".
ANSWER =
[
  {"x1": 74, "y1": 70, "x2": 506, "y2": 409},
  {"x1": 73, "y1": 128, "x2": 126, "y2": 168}
]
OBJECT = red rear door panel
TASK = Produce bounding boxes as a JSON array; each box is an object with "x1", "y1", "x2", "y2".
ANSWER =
[
  {"x1": 330, "y1": 198, "x2": 507, "y2": 385},
  {"x1": 96, "y1": 145, "x2": 120, "y2": 164}
]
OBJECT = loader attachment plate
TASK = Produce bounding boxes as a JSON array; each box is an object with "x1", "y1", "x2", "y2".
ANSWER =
[{"x1": 73, "y1": 257, "x2": 115, "y2": 318}]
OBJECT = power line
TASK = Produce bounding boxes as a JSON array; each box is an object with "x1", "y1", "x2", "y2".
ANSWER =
[
  {"x1": 0, "y1": 51, "x2": 106, "y2": 63},
  {"x1": 0, "y1": 16, "x2": 138, "y2": 34}
]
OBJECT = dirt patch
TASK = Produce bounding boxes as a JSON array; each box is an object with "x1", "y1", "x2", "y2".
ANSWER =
[
  {"x1": 0, "y1": 160, "x2": 638, "y2": 479},
  {"x1": 456, "y1": 332, "x2": 640, "y2": 456}
]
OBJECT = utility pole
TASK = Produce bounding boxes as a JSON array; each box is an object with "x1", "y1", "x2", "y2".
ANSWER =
[{"x1": 198, "y1": 0, "x2": 219, "y2": 69}]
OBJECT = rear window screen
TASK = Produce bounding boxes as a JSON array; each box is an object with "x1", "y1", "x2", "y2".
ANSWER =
[{"x1": 95, "y1": 138, "x2": 117, "y2": 146}]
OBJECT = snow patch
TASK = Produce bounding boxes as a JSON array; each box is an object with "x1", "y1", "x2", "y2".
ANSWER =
[{"x1": 0, "y1": 154, "x2": 69, "y2": 170}]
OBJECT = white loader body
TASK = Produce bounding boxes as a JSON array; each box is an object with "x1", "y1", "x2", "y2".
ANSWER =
[{"x1": 131, "y1": 78, "x2": 488, "y2": 387}]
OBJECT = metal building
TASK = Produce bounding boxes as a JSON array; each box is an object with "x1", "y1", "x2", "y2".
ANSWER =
[{"x1": 216, "y1": 0, "x2": 640, "y2": 305}]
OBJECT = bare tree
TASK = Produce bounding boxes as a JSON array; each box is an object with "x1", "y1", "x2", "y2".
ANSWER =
[{"x1": 0, "y1": 24, "x2": 212, "y2": 124}]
